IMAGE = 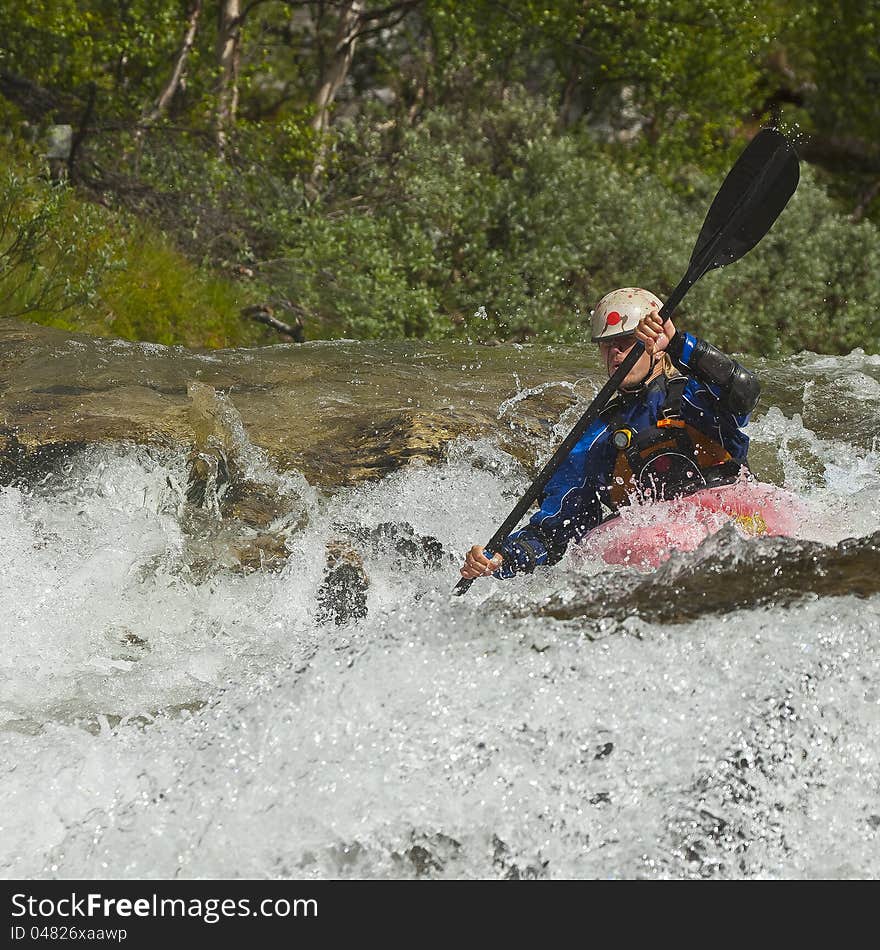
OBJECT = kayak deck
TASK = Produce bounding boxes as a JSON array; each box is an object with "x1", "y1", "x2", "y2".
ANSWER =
[{"x1": 574, "y1": 480, "x2": 803, "y2": 569}]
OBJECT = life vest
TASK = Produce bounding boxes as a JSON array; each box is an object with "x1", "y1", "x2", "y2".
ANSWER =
[{"x1": 605, "y1": 375, "x2": 745, "y2": 508}]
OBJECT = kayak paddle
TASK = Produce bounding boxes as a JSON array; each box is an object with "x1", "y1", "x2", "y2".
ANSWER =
[{"x1": 453, "y1": 127, "x2": 800, "y2": 595}]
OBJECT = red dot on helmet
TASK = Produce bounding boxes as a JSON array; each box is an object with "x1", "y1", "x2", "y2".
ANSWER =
[{"x1": 607, "y1": 311, "x2": 621, "y2": 325}]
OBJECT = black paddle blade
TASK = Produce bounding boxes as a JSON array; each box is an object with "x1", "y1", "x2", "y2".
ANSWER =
[{"x1": 690, "y1": 128, "x2": 799, "y2": 277}]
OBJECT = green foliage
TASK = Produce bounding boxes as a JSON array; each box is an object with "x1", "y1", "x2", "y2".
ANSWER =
[
  {"x1": 778, "y1": 0, "x2": 880, "y2": 146},
  {"x1": 813, "y1": 2, "x2": 880, "y2": 143},
  {"x1": 684, "y1": 166, "x2": 880, "y2": 356},
  {"x1": 577, "y1": 0, "x2": 780, "y2": 152},
  {"x1": 761, "y1": 1, "x2": 880, "y2": 219},
  {"x1": 0, "y1": 0, "x2": 192, "y2": 115},
  {"x1": 271, "y1": 94, "x2": 689, "y2": 341},
  {"x1": 425, "y1": 0, "x2": 780, "y2": 170},
  {"x1": 2, "y1": 1, "x2": 879, "y2": 353},
  {"x1": 274, "y1": 213, "x2": 441, "y2": 339},
  {"x1": 0, "y1": 146, "x2": 262, "y2": 348},
  {"x1": 0, "y1": 161, "x2": 114, "y2": 319},
  {"x1": 269, "y1": 92, "x2": 880, "y2": 354},
  {"x1": 82, "y1": 125, "x2": 298, "y2": 267},
  {"x1": 93, "y1": 229, "x2": 260, "y2": 348}
]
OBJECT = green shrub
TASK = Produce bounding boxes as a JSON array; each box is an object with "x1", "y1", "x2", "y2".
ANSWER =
[
  {"x1": 272, "y1": 213, "x2": 441, "y2": 339},
  {"x1": 0, "y1": 162, "x2": 114, "y2": 320},
  {"x1": 266, "y1": 96, "x2": 699, "y2": 342},
  {"x1": 271, "y1": 93, "x2": 880, "y2": 354},
  {"x1": 0, "y1": 147, "x2": 264, "y2": 348},
  {"x1": 683, "y1": 166, "x2": 880, "y2": 355},
  {"x1": 5, "y1": 92, "x2": 879, "y2": 355}
]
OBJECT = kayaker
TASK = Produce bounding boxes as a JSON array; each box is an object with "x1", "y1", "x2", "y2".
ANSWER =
[{"x1": 459, "y1": 286, "x2": 761, "y2": 580}]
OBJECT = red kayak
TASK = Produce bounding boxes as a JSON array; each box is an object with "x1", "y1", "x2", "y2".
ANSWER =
[{"x1": 574, "y1": 480, "x2": 803, "y2": 569}]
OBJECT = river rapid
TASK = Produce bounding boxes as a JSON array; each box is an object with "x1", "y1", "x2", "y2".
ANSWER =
[{"x1": 2, "y1": 335, "x2": 880, "y2": 880}]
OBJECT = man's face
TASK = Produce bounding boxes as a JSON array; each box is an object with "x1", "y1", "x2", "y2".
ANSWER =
[{"x1": 597, "y1": 334, "x2": 652, "y2": 389}]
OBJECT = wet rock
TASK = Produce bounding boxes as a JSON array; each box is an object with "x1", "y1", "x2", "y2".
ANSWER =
[
  {"x1": 185, "y1": 450, "x2": 305, "y2": 536},
  {"x1": 532, "y1": 527, "x2": 880, "y2": 625},
  {"x1": 0, "y1": 428, "x2": 87, "y2": 486},
  {"x1": 396, "y1": 833, "x2": 462, "y2": 878},
  {"x1": 179, "y1": 384, "x2": 310, "y2": 575},
  {"x1": 306, "y1": 409, "x2": 472, "y2": 483},
  {"x1": 231, "y1": 533, "x2": 290, "y2": 573},
  {"x1": 0, "y1": 318, "x2": 589, "y2": 490},
  {"x1": 221, "y1": 480, "x2": 294, "y2": 528},
  {"x1": 341, "y1": 521, "x2": 447, "y2": 571},
  {"x1": 101, "y1": 626, "x2": 152, "y2": 663},
  {"x1": 185, "y1": 449, "x2": 232, "y2": 509},
  {"x1": 656, "y1": 687, "x2": 825, "y2": 879},
  {"x1": 311, "y1": 522, "x2": 450, "y2": 624},
  {"x1": 177, "y1": 491, "x2": 298, "y2": 578},
  {"x1": 315, "y1": 541, "x2": 369, "y2": 626},
  {"x1": 491, "y1": 834, "x2": 550, "y2": 880},
  {"x1": 594, "y1": 742, "x2": 614, "y2": 760}
]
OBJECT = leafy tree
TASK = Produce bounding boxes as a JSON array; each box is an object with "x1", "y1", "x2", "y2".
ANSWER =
[
  {"x1": 0, "y1": 1, "x2": 190, "y2": 116},
  {"x1": 423, "y1": 0, "x2": 783, "y2": 169}
]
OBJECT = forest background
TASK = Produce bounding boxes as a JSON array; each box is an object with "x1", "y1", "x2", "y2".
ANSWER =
[{"x1": 1, "y1": 0, "x2": 878, "y2": 355}]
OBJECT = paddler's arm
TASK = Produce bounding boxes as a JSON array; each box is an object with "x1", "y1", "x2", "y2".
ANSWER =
[
  {"x1": 640, "y1": 306, "x2": 760, "y2": 415},
  {"x1": 481, "y1": 420, "x2": 608, "y2": 578},
  {"x1": 460, "y1": 544, "x2": 504, "y2": 579},
  {"x1": 666, "y1": 331, "x2": 758, "y2": 460},
  {"x1": 637, "y1": 309, "x2": 758, "y2": 461},
  {"x1": 665, "y1": 330, "x2": 761, "y2": 416}
]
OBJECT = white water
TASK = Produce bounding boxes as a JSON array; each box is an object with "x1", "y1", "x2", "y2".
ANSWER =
[{"x1": 2, "y1": 356, "x2": 880, "y2": 879}]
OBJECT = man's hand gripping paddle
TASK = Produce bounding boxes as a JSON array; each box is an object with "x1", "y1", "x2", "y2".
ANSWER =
[{"x1": 453, "y1": 127, "x2": 800, "y2": 595}]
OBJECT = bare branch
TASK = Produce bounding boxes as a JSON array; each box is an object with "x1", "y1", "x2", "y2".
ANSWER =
[
  {"x1": 216, "y1": 0, "x2": 243, "y2": 154},
  {"x1": 241, "y1": 303, "x2": 306, "y2": 341},
  {"x1": 68, "y1": 82, "x2": 97, "y2": 179},
  {"x1": 358, "y1": 0, "x2": 422, "y2": 24},
  {"x1": 352, "y1": 8, "x2": 413, "y2": 41},
  {"x1": 143, "y1": 0, "x2": 203, "y2": 126}
]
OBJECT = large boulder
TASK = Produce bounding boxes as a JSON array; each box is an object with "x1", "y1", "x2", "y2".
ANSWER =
[{"x1": 0, "y1": 319, "x2": 594, "y2": 489}]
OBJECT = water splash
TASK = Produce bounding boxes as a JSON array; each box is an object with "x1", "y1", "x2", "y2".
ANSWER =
[{"x1": 2, "y1": 346, "x2": 880, "y2": 879}]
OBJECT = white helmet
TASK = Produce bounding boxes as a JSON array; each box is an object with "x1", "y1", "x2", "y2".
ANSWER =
[{"x1": 590, "y1": 287, "x2": 664, "y2": 343}]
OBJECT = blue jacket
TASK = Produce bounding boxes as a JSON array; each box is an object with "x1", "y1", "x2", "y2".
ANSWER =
[{"x1": 495, "y1": 331, "x2": 753, "y2": 577}]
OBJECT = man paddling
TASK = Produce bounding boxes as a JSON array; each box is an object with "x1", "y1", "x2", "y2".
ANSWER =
[{"x1": 459, "y1": 287, "x2": 761, "y2": 580}]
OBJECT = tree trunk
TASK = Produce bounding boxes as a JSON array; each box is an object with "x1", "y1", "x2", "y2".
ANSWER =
[
  {"x1": 216, "y1": 0, "x2": 242, "y2": 154},
  {"x1": 558, "y1": 63, "x2": 583, "y2": 130},
  {"x1": 311, "y1": 1, "x2": 364, "y2": 137},
  {"x1": 556, "y1": 14, "x2": 593, "y2": 129},
  {"x1": 144, "y1": 0, "x2": 203, "y2": 126},
  {"x1": 309, "y1": 0, "x2": 364, "y2": 184}
]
